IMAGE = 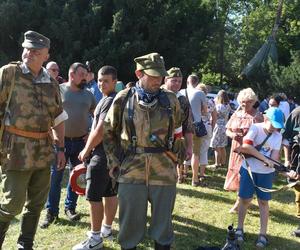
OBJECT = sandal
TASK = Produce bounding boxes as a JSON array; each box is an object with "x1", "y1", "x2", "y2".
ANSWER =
[
  {"x1": 192, "y1": 181, "x2": 200, "y2": 187},
  {"x1": 255, "y1": 234, "x2": 268, "y2": 248},
  {"x1": 198, "y1": 177, "x2": 208, "y2": 187},
  {"x1": 235, "y1": 228, "x2": 244, "y2": 243},
  {"x1": 199, "y1": 175, "x2": 206, "y2": 181},
  {"x1": 177, "y1": 177, "x2": 183, "y2": 184},
  {"x1": 229, "y1": 206, "x2": 239, "y2": 214}
]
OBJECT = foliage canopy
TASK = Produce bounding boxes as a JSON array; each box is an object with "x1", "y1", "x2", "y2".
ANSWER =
[{"x1": 0, "y1": 0, "x2": 299, "y2": 98}]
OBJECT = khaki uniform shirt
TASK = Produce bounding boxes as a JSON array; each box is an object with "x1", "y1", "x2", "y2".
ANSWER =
[
  {"x1": 0, "y1": 62, "x2": 63, "y2": 170},
  {"x1": 103, "y1": 88, "x2": 182, "y2": 186}
]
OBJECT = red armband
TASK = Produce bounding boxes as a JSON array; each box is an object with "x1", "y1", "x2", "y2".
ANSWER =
[
  {"x1": 174, "y1": 126, "x2": 183, "y2": 139},
  {"x1": 243, "y1": 139, "x2": 253, "y2": 145}
]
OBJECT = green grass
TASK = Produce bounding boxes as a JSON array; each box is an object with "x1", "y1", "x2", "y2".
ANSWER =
[{"x1": 2, "y1": 167, "x2": 300, "y2": 250}]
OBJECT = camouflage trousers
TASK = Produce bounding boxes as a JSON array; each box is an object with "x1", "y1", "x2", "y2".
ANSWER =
[
  {"x1": 118, "y1": 183, "x2": 176, "y2": 249},
  {"x1": 0, "y1": 167, "x2": 50, "y2": 246}
]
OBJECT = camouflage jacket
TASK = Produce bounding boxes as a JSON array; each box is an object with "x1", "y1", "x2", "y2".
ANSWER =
[
  {"x1": 177, "y1": 93, "x2": 193, "y2": 135},
  {"x1": 0, "y1": 62, "x2": 63, "y2": 170},
  {"x1": 103, "y1": 88, "x2": 182, "y2": 185}
]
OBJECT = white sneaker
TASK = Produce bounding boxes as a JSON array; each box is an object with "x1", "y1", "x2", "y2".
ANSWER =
[
  {"x1": 72, "y1": 232, "x2": 103, "y2": 250},
  {"x1": 101, "y1": 230, "x2": 113, "y2": 241}
]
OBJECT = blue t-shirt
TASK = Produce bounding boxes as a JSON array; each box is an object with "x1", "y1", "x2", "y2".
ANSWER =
[{"x1": 86, "y1": 80, "x2": 102, "y2": 104}]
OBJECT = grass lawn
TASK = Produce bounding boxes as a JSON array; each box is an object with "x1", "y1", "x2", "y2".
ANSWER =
[{"x1": 1, "y1": 167, "x2": 300, "y2": 250}]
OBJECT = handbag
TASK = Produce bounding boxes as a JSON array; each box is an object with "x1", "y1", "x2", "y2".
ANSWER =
[
  {"x1": 193, "y1": 120, "x2": 207, "y2": 137},
  {"x1": 185, "y1": 89, "x2": 207, "y2": 137}
]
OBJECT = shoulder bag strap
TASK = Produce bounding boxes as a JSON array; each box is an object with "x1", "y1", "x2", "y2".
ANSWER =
[
  {"x1": 255, "y1": 132, "x2": 272, "y2": 151},
  {"x1": 185, "y1": 89, "x2": 195, "y2": 122}
]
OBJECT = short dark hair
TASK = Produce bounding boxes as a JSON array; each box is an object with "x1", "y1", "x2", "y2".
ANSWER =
[
  {"x1": 270, "y1": 94, "x2": 282, "y2": 106},
  {"x1": 188, "y1": 74, "x2": 199, "y2": 87},
  {"x1": 69, "y1": 62, "x2": 87, "y2": 73},
  {"x1": 98, "y1": 66, "x2": 117, "y2": 80}
]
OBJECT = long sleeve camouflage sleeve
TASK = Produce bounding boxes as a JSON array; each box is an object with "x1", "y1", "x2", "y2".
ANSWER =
[{"x1": 103, "y1": 91, "x2": 126, "y2": 169}]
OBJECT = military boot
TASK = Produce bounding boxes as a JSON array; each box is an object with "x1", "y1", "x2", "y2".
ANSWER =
[
  {"x1": 40, "y1": 210, "x2": 58, "y2": 229},
  {"x1": 17, "y1": 214, "x2": 40, "y2": 250},
  {"x1": 0, "y1": 221, "x2": 10, "y2": 249},
  {"x1": 154, "y1": 242, "x2": 171, "y2": 250}
]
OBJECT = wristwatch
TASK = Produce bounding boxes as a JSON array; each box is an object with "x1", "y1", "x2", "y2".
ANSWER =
[{"x1": 57, "y1": 147, "x2": 65, "y2": 153}]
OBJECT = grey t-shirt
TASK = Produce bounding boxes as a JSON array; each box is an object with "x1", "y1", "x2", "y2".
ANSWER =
[
  {"x1": 60, "y1": 83, "x2": 96, "y2": 137},
  {"x1": 180, "y1": 86, "x2": 206, "y2": 122}
]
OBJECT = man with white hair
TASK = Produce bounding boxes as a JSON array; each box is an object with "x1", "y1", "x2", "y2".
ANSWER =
[{"x1": 46, "y1": 61, "x2": 65, "y2": 84}]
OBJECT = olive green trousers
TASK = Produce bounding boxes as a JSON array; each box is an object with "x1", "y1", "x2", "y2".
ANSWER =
[
  {"x1": 0, "y1": 167, "x2": 50, "y2": 247},
  {"x1": 118, "y1": 183, "x2": 176, "y2": 249}
]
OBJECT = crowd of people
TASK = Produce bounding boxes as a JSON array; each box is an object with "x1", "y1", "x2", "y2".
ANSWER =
[{"x1": 0, "y1": 30, "x2": 300, "y2": 250}]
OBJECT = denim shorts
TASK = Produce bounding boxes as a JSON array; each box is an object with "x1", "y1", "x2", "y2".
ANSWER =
[{"x1": 239, "y1": 167, "x2": 274, "y2": 201}]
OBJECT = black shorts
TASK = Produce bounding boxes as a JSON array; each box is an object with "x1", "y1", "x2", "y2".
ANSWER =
[{"x1": 85, "y1": 155, "x2": 118, "y2": 202}]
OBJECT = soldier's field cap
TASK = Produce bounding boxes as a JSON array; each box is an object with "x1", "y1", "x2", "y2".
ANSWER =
[
  {"x1": 134, "y1": 52, "x2": 168, "y2": 77},
  {"x1": 166, "y1": 67, "x2": 182, "y2": 78},
  {"x1": 22, "y1": 30, "x2": 50, "y2": 49}
]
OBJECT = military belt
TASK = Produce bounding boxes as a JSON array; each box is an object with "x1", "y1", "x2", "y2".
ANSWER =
[
  {"x1": 5, "y1": 126, "x2": 49, "y2": 139},
  {"x1": 135, "y1": 147, "x2": 166, "y2": 154}
]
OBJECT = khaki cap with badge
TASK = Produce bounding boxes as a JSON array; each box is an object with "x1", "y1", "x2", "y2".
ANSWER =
[
  {"x1": 166, "y1": 67, "x2": 182, "y2": 78},
  {"x1": 134, "y1": 52, "x2": 168, "y2": 77},
  {"x1": 22, "y1": 30, "x2": 50, "y2": 49}
]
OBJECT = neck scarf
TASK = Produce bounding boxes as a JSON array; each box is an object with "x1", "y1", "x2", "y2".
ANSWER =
[{"x1": 135, "y1": 84, "x2": 160, "y2": 104}]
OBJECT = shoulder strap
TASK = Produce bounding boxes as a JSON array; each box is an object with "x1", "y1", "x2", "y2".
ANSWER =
[
  {"x1": 185, "y1": 88, "x2": 195, "y2": 122},
  {"x1": 255, "y1": 132, "x2": 272, "y2": 151},
  {"x1": 159, "y1": 91, "x2": 173, "y2": 149},
  {"x1": 119, "y1": 87, "x2": 137, "y2": 152},
  {"x1": 120, "y1": 87, "x2": 134, "y2": 122},
  {"x1": 127, "y1": 88, "x2": 137, "y2": 151},
  {"x1": 0, "y1": 65, "x2": 17, "y2": 142}
]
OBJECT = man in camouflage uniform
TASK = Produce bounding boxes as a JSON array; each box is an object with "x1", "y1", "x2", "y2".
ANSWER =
[
  {"x1": 164, "y1": 67, "x2": 193, "y2": 183},
  {"x1": 0, "y1": 31, "x2": 65, "y2": 250},
  {"x1": 281, "y1": 107, "x2": 300, "y2": 237},
  {"x1": 103, "y1": 53, "x2": 183, "y2": 250}
]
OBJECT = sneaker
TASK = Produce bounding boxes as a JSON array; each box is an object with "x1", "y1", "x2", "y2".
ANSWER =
[
  {"x1": 40, "y1": 211, "x2": 58, "y2": 229},
  {"x1": 101, "y1": 231, "x2": 113, "y2": 241},
  {"x1": 72, "y1": 233, "x2": 103, "y2": 250},
  {"x1": 17, "y1": 241, "x2": 33, "y2": 250},
  {"x1": 65, "y1": 208, "x2": 80, "y2": 221},
  {"x1": 291, "y1": 226, "x2": 300, "y2": 237}
]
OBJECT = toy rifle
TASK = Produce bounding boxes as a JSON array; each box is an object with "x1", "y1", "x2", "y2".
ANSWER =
[
  {"x1": 236, "y1": 151, "x2": 300, "y2": 191},
  {"x1": 234, "y1": 147, "x2": 300, "y2": 174}
]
